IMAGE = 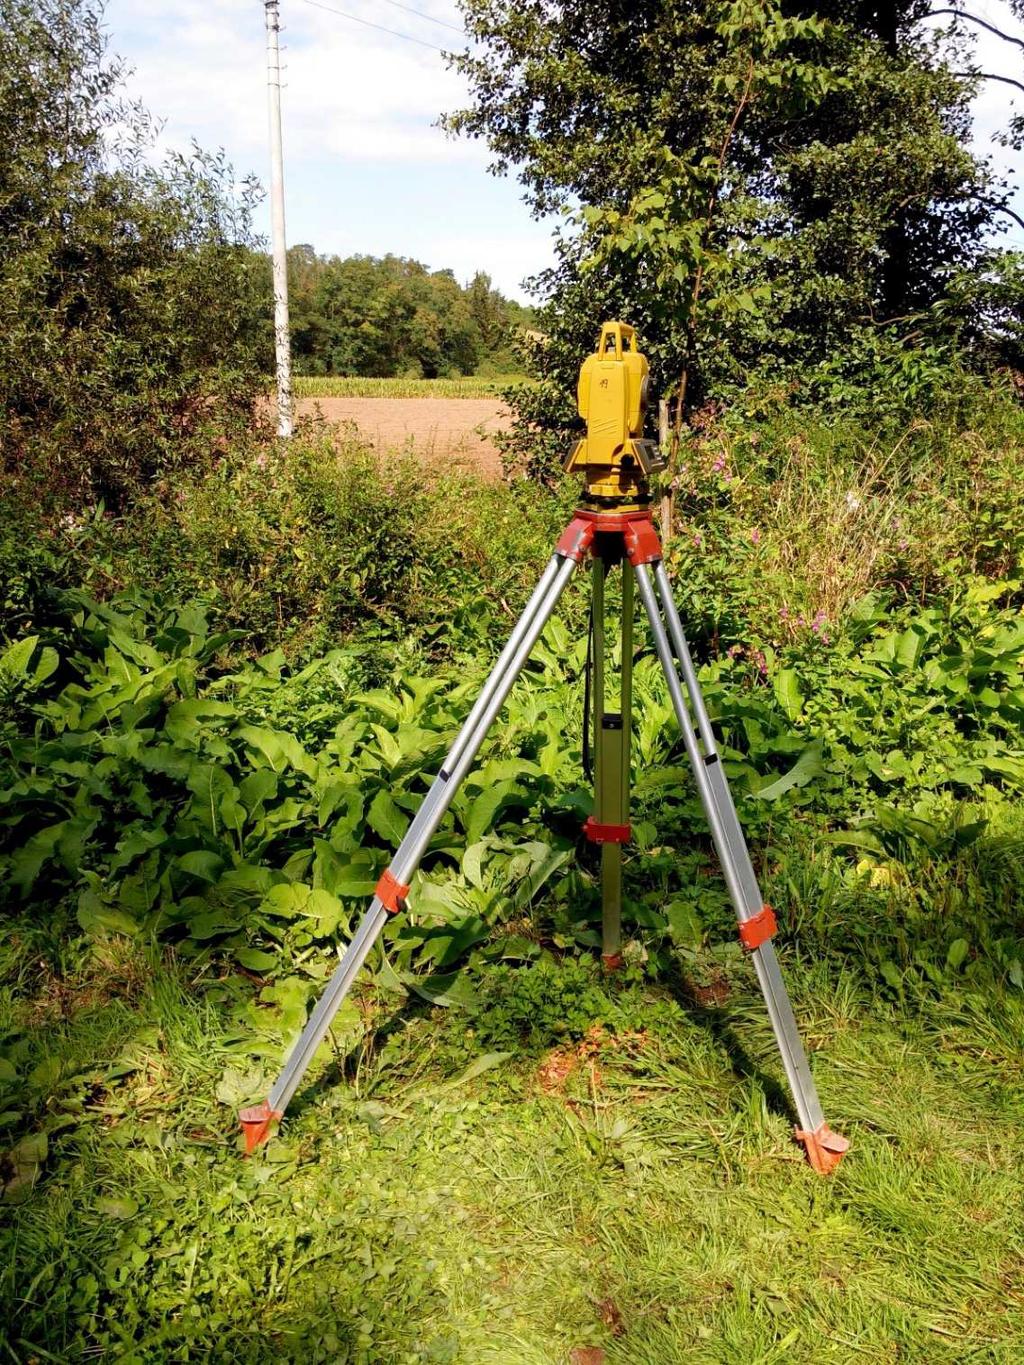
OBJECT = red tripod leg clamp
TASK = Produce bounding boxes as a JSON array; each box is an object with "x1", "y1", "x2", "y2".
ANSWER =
[
  {"x1": 554, "y1": 510, "x2": 662, "y2": 567},
  {"x1": 375, "y1": 869, "x2": 410, "y2": 915},
  {"x1": 555, "y1": 515, "x2": 597, "y2": 563},
  {"x1": 239, "y1": 1101, "x2": 281, "y2": 1154},
  {"x1": 621, "y1": 515, "x2": 662, "y2": 567},
  {"x1": 738, "y1": 905, "x2": 777, "y2": 951},
  {"x1": 794, "y1": 1122, "x2": 850, "y2": 1175},
  {"x1": 583, "y1": 816, "x2": 631, "y2": 845}
]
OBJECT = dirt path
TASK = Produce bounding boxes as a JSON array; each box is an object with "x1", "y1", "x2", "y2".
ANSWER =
[{"x1": 296, "y1": 396, "x2": 509, "y2": 477}]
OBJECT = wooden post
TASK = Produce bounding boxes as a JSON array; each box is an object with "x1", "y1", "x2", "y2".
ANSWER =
[{"x1": 658, "y1": 399, "x2": 672, "y2": 544}]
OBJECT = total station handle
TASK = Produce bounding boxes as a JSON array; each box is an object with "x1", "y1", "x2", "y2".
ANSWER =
[{"x1": 599, "y1": 320, "x2": 635, "y2": 359}]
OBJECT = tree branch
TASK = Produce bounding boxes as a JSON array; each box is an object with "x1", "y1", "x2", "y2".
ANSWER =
[
  {"x1": 929, "y1": 9, "x2": 1024, "y2": 52},
  {"x1": 985, "y1": 199, "x2": 1024, "y2": 233},
  {"x1": 672, "y1": 57, "x2": 755, "y2": 448},
  {"x1": 952, "y1": 70, "x2": 1024, "y2": 97}
]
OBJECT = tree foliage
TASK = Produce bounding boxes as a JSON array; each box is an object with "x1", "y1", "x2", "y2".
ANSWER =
[
  {"x1": 0, "y1": 0, "x2": 267, "y2": 509},
  {"x1": 447, "y1": 0, "x2": 1024, "y2": 477},
  {"x1": 284, "y1": 248, "x2": 532, "y2": 378}
]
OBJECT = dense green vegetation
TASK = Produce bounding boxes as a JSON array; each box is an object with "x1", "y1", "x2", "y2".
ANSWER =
[
  {"x1": 450, "y1": 0, "x2": 1024, "y2": 479},
  {"x1": 0, "y1": 0, "x2": 266, "y2": 510},
  {"x1": 2, "y1": 0, "x2": 1024, "y2": 1360},
  {"x1": 293, "y1": 375, "x2": 528, "y2": 399},
  {"x1": 5, "y1": 385, "x2": 1024, "y2": 1355},
  {"x1": 283, "y1": 248, "x2": 534, "y2": 379}
]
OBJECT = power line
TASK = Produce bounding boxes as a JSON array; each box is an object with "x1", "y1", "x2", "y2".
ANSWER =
[
  {"x1": 297, "y1": 0, "x2": 452, "y2": 51},
  {"x1": 378, "y1": 0, "x2": 465, "y2": 37}
]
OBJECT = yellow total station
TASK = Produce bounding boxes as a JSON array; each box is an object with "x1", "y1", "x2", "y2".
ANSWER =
[{"x1": 565, "y1": 320, "x2": 664, "y2": 507}]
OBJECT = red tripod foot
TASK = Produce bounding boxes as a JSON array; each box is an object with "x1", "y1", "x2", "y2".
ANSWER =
[
  {"x1": 795, "y1": 1121, "x2": 849, "y2": 1175},
  {"x1": 239, "y1": 1101, "x2": 281, "y2": 1154}
]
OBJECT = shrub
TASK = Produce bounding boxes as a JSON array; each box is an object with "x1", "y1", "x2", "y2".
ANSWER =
[
  {"x1": 75, "y1": 429, "x2": 570, "y2": 659},
  {"x1": 661, "y1": 383, "x2": 1024, "y2": 655},
  {"x1": 0, "y1": 0, "x2": 267, "y2": 510}
]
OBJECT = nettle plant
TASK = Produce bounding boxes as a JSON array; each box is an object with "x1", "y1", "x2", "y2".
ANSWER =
[
  {"x1": 3, "y1": 571, "x2": 1024, "y2": 1097},
  {"x1": 0, "y1": 594, "x2": 598, "y2": 1061}
]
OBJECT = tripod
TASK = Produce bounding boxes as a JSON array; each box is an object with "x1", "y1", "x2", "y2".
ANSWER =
[{"x1": 241, "y1": 326, "x2": 848, "y2": 1175}]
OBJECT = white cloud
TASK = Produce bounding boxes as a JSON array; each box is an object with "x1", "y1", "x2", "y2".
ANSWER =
[
  {"x1": 104, "y1": 1, "x2": 1024, "y2": 301},
  {"x1": 102, "y1": 0, "x2": 552, "y2": 296},
  {"x1": 106, "y1": 0, "x2": 480, "y2": 169}
]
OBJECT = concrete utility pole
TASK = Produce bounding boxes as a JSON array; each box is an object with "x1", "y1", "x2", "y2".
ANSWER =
[{"x1": 264, "y1": 0, "x2": 293, "y2": 438}]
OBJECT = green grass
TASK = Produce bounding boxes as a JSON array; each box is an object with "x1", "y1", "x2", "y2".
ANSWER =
[
  {"x1": 289, "y1": 375, "x2": 531, "y2": 399},
  {"x1": 3, "y1": 937, "x2": 1022, "y2": 1362}
]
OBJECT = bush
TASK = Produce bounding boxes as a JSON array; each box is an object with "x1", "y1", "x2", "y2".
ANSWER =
[
  {"x1": 661, "y1": 382, "x2": 1024, "y2": 655},
  {"x1": 42, "y1": 428, "x2": 570, "y2": 660},
  {"x1": 0, "y1": 0, "x2": 267, "y2": 510}
]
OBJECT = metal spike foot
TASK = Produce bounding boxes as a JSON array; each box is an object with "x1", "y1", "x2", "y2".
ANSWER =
[
  {"x1": 239, "y1": 1102, "x2": 281, "y2": 1154},
  {"x1": 795, "y1": 1122, "x2": 850, "y2": 1175}
]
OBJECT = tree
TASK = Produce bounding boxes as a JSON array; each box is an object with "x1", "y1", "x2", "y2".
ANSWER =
[
  {"x1": 446, "y1": 0, "x2": 1023, "y2": 480},
  {"x1": 285, "y1": 250, "x2": 494, "y2": 378},
  {"x1": 0, "y1": 0, "x2": 268, "y2": 509}
]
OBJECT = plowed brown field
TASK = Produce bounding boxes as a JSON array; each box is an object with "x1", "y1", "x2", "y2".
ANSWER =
[{"x1": 296, "y1": 396, "x2": 509, "y2": 477}]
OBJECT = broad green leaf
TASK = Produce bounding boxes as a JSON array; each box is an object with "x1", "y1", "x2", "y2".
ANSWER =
[
  {"x1": 773, "y1": 669, "x2": 803, "y2": 722},
  {"x1": 317, "y1": 782, "x2": 363, "y2": 831},
  {"x1": 77, "y1": 889, "x2": 140, "y2": 939},
  {"x1": 0, "y1": 635, "x2": 38, "y2": 679},
  {"x1": 164, "y1": 699, "x2": 237, "y2": 744},
  {"x1": 895, "y1": 627, "x2": 926, "y2": 670},
  {"x1": 445, "y1": 1052, "x2": 511, "y2": 1087},
  {"x1": 238, "y1": 725, "x2": 317, "y2": 778},
  {"x1": 176, "y1": 850, "x2": 225, "y2": 883},
  {"x1": 402, "y1": 971, "x2": 478, "y2": 1008},
  {"x1": 3, "y1": 1131, "x2": 47, "y2": 1201},
  {"x1": 752, "y1": 743, "x2": 823, "y2": 800},
  {"x1": 236, "y1": 948, "x2": 279, "y2": 972},
  {"x1": 464, "y1": 781, "x2": 525, "y2": 846},
  {"x1": 10, "y1": 823, "x2": 67, "y2": 894},
  {"x1": 303, "y1": 888, "x2": 345, "y2": 934},
  {"x1": 512, "y1": 844, "x2": 571, "y2": 910},
  {"x1": 879, "y1": 961, "x2": 904, "y2": 990},
  {"x1": 96, "y1": 1195, "x2": 139, "y2": 1220},
  {"x1": 240, "y1": 769, "x2": 279, "y2": 809},
  {"x1": 665, "y1": 899, "x2": 704, "y2": 945},
  {"x1": 33, "y1": 647, "x2": 59, "y2": 684},
  {"x1": 260, "y1": 883, "x2": 311, "y2": 918},
  {"x1": 367, "y1": 790, "x2": 409, "y2": 847},
  {"x1": 313, "y1": 841, "x2": 377, "y2": 898},
  {"x1": 462, "y1": 840, "x2": 489, "y2": 889},
  {"x1": 215, "y1": 1065, "x2": 265, "y2": 1106},
  {"x1": 825, "y1": 829, "x2": 885, "y2": 853},
  {"x1": 946, "y1": 938, "x2": 970, "y2": 970},
  {"x1": 186, "y1": 911, "x2": 239, "y2": 941},
  {"x1": 28, "y1": 1057, "x2": 61, "y2": 1091}
]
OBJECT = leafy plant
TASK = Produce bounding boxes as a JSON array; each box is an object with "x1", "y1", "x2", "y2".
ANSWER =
[{"x1": 0, "y1": 0, "x2": 266, "y2": 510}]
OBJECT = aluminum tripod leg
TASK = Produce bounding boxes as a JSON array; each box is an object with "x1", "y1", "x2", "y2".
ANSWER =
[
  {"x1": 633, "y1": 562, "x2": 848, "y2": 1174},
  {"x1": 240, "y1": 552, "x2": 578, "y2": 1150}
]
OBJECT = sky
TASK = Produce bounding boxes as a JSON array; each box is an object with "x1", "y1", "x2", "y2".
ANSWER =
[{"x1": 104, "y1": 0, "x2": 1024, "y2": 302}]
